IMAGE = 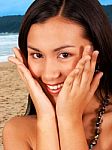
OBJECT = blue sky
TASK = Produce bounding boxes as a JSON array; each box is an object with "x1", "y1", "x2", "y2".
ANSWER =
[
  {"x1": 99, "y1": 0, "x2": 112, "y2": 5},
  {"x1": 0, "y1": 0, "x2": 112, "y2": 16},
  {"x1": 0, "y1": 0, "x2": 33, "y2": 16}
]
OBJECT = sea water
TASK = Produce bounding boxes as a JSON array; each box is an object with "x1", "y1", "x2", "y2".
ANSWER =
[{"x1": 0, "y1": 33, "x2": 18, "y2": 62}]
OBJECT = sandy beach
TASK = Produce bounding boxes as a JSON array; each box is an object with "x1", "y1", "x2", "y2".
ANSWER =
[{"x1": 0, "y1": 62, "x2": 28, "y2": 150}]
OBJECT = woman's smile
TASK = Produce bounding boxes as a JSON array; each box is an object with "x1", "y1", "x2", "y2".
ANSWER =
[
  {"x1": 27, "y1": 17, "x2": 91, "y2": 101},
  {"x1": 45, "y1": 82, "x2": 64, "y2": 95}
]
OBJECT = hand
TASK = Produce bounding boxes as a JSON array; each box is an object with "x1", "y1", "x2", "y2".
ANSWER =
[
  {"x1": 56, "y1": 46, "x2": 103, "y2": 120},
  {"x1": 8, "y1": 47, "x2": 55, "y2": 119}
]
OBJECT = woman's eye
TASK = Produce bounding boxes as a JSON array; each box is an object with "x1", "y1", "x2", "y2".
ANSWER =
[
  {"x1": 59, "y1": 52, "x2": 71, "y2": 59},
  {"x1": 33, "y1": 53, "x2": 43, "y2": 58}
]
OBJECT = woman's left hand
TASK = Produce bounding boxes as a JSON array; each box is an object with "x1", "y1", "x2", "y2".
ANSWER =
[{"x1": 56, "y1": 46, "x2": 103, "y2": 120}]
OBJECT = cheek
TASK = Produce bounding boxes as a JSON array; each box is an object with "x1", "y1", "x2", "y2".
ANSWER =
[
  {"x1": 62, "y1": 58, "x2": 79, "y2": 77},
  {"x1": 28, "y1": 61, "x2": 42, "y2": 79},
  {"x1": 64, "y1": 47, "x2": 83, "y2": 76}
]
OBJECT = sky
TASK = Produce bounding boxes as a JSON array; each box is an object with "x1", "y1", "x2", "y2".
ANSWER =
[
  {"x1": 0, "y1": 0, "x2": 34, "y2": 16},
  {"x1": 99, "y1": 0, "x2": 112, "y2": 5},
  {"x1": 0, "y1": 0, "x2": 112, "y2": 16}
]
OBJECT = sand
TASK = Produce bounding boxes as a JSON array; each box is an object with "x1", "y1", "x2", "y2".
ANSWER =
[{"x1": 0, "y1": 62, "x2": 28, "y2": 150}]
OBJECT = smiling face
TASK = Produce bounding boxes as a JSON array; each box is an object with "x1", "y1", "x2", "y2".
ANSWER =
[{"x1": 27, "y1": 16, "x2": 91, "y2": 102}]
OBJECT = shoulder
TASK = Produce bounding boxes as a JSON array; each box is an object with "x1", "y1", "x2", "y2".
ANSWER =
[
  {"x1": 104, "y1": 103, "x2": 112, "y2": 125},
  {"x1": 102, "y1": 103, "x2": 112, "y2": 133},
  {"x1": 99, "y1": 106, "x2": 112, "y2": 149},
  {"x1": 3, "y1": 115, "x2": 37, "y2": 150},
  {"x1": 3, "y1": 115, "x2": 37, "y2": 137}
]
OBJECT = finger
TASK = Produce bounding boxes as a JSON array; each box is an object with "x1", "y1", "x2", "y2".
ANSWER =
[
  {"x1": 89, "y1": 72, "x2": 103, "y2": 97},
  {"x1": 17, "y1": 63, "x2": 36, "y2": 89},
  {"x1": 9, "y1": 54, "x2": 50, "y2": 111},
  {"x1": 13, "y1": 47, "x2": 24, "y2": 63},
  {"x1": 80, "y1": 51, "x2": 99, "y2": 89},
  {"x1": 89, "y1": 51, "x2": 99, "y2": 82},
  {"x1": 17, "y1": 63, "x2": 45, "y2": 95},
  {"x1": 17, "y1": 64, "x2": 50, "y2": 110},
  {"x1": 8, "y1": 56, "x2": 34, "y2": 87},
  {"x1": 72, "y1": 55, "x2": 91, "y2": 88},
  {"x1": 62, "y1": 68, "x2": 80, "y2": 92},
  {"x1": 13, "y1": 47, "x2": 28, "y2": 66},
  {"x1": 8, "y1": 55, "x2": 43, "y2": 95},
  {"x1": 17, "y1": 64, "x2": 41, "y2": 108},
  {"x1": 82, "y1": 45, "x2": 93, "y2": 57},
  {"x1": 80, "y1": 56, "x2": 91, "y2": 89},
  {"x1": 8, "y1": 56, "x2": 23, "y2": 65},
  {"x1": 77, "y1": 45, "x2": 93, "y2": 87},
  {"x1": 8, "y1": 56, "x2": 32, "y2": 85},
  {"x1": 17, "y1": 67, "x2": 26, "y2": 81}
]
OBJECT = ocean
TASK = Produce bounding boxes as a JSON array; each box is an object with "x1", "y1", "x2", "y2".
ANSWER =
[{"x1": 0, "y1": 33, "x2": 18, "y2": 62}]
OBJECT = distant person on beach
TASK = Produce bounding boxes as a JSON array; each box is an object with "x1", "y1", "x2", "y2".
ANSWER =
[{"x1": 3, "y1": 0, "x2": 112, "y2": 149}]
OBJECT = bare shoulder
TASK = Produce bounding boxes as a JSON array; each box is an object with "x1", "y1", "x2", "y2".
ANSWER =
[
  {"x1": 3, "y1": 115, "x2": 37, "y2": 150},
  {"x1": 99, "y1": 104, "x2": 112, "y2": 149},
  {"x1": 102, "y1": 103, "x2": 112, "y2": 132},
  {"x1": 104, "y1": 103, "x2": 112, "y2": 125}
]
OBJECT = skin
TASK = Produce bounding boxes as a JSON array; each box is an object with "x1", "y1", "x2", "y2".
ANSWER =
[
  {"x1": 27, "y1": 17, "x2": 91, "y2": 103},
  {"x1": 3, "y1": 16, "x2": 112, "y2": 150}
]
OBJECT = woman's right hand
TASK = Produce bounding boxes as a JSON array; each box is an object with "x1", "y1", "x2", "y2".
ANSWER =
[{"x1": 8, "y1": 47, "x2": 55, "y2": 120}]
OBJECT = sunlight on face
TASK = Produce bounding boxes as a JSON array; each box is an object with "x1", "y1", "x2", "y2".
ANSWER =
[{"x1": 27, "y1": 16, "x2": 91, "y2": 101}]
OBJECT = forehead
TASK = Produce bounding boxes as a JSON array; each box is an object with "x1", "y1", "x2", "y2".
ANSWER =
[
  {"x1": 28, "y1": 16, "x2": 85, "y2": 37},
  {"x1": 27, "y1": 16, "x2": 86, "y2": 48}
]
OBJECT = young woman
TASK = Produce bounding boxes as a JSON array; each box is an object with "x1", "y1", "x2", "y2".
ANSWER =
[{"x1": 3, "y1": 0, "x2": 112, "y2": 150}]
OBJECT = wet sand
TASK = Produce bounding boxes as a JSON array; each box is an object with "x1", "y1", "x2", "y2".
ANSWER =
[{"x1": 0, "y1": 62, "x2": 28, "y2": 150}]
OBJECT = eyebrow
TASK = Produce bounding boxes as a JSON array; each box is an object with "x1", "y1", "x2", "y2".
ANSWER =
[{"x1": 27, "y1": 45, "x2": 75, "y2": 52}]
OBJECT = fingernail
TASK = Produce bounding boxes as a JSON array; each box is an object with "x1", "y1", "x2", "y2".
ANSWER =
[
  {"x1": 95, "y1": 51, "x2": 99, "y2": 55},
  {"x1": 100, "y1": 72, "x2": 103, "y2": 78},
  {"x1": 8, "y1": 56, "x2": 12, "y2": 61},
  {"x1": 86, "y1": 45, "x2": 92, "y2": 52}
]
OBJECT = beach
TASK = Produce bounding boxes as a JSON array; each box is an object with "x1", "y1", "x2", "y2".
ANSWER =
[{"x1": 0, "y1": 62, "x2": 28, "y2": 150}]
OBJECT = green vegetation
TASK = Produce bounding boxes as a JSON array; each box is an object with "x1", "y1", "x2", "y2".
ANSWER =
[
  {"x1": 103, "y1": 5, "x2": 112, "y2": 22},
  {"x1": 0, "y1": 15, "x2": 23, "y2": 33},
  {"x1": 0, "y1": 5, "x2": 112, "y2": 33}
]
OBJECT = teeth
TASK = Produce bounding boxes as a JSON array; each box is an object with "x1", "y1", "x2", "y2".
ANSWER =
[
  {"x1": 47, "y1": 83, "x2": 63, "y2": 90},
  {"x1": 53, "y1": 85, "x2": 57, "y2": 90}
]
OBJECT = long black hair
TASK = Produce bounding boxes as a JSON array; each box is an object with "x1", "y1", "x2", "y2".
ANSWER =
[{"x1": 18, "y1": 0, "x2": 112, "y2": 115}]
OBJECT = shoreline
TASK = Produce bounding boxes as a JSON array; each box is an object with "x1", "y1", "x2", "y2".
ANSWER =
[
  {"x1": 0, "y1": 55, "x2": 14, "y2": 63},
  {"x1": 0, "y1": 62, "x2": 28, "y2": 149}
]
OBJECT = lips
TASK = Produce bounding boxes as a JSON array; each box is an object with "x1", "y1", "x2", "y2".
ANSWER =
[{"x1": 46, "y1": 83, "x2": 64, "y2": 94}]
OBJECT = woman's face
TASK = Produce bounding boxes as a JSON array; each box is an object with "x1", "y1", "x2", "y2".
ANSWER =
[{"x1": 27, "y1": 17, "x2": 91, "y2": 102}]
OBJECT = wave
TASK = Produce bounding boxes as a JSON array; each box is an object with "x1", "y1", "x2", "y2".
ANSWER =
[
  {"x1": 0, "y1": 54, "x2": 14, "y2": 62},
  {"x1": 0, "y1": 34, "x2": 18, "y2": 62}
]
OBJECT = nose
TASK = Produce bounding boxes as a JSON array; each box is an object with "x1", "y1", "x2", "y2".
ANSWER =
[{"x1": 42, "y1": 59, "x2": 61, "y2": 83}]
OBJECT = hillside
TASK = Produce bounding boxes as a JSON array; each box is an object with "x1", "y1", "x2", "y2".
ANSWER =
[
  {"x1": 0, "y1": 15, "x2": 23, "y2": 33},
  {"x1": 103, "y1": 5, "x2": 112, "y2": 22},
  {"x1": 0, "y1": 5, "x2": 112, "y2": 33}
]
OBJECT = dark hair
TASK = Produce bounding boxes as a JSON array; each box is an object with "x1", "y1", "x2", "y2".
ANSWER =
[{"x1": 18, "y1": 0, "x2": 112, "y2": 115}]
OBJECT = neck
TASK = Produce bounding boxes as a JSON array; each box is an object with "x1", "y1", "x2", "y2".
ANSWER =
[{"x1": 83, "y1": 95, "x2": 100, "y2": 116}]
